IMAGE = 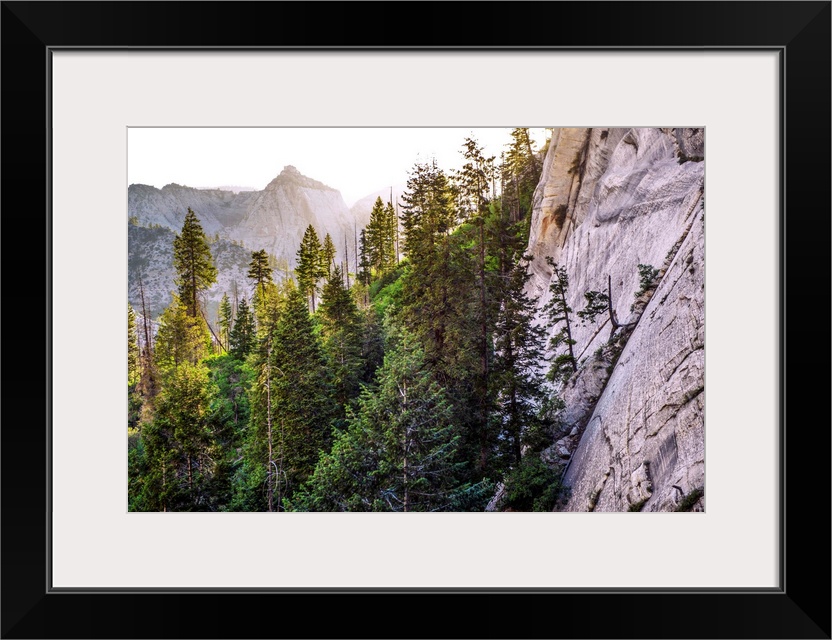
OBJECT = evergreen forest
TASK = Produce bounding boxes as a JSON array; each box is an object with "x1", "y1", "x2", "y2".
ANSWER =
[{"x1": 128, "y1": 129, "x2": 577, "y2": 512}]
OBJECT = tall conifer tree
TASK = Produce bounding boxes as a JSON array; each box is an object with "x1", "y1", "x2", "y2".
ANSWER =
[
  {"x1": 296, "y1": 225, "x2": 323, "y2": 311},
  {"x1": 218, "y1": 293, "x2": 233, "y2": 352},
  {"x1": 229, "y1": 296, "x2": 256, "y2": 360},
  {"x1": 173, "y1": 208, "x2": 217, "y2": 318},
  {"x1": 270, "y1": 286, "x2": 334, "y2": 504},
  {"x1": 319, "y1": 265, "x2": 364, "y2": 420},
  {"x1": 321, "y1": 233, "x2": 337, "y2": 277}
]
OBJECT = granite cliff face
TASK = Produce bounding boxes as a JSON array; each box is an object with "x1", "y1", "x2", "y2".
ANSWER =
[
  {"x1": 525, "y1": 127, "x2": 705, "y2": 512},
  {"x1": 226, "y1": 166, "x2": 355, "y2": 268},
  {"x1": 128, "y1": 183, "x2": 256, "y2": 235}
]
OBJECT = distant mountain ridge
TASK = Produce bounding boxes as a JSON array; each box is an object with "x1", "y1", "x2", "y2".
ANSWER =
[{"x1": 129, "y1": 166, "x2": 385, "y2": 318}]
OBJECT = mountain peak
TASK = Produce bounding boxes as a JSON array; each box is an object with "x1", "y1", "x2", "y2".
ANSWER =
[{"x1": 266, "y1": 165, "x2": 335, "y2": 192}]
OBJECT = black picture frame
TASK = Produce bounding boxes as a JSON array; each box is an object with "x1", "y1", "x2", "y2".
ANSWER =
[{"x1": 2, "y1": 2, "x2": 829, "y2": 638}]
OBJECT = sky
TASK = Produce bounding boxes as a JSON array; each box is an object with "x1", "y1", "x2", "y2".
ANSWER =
[{"x1": 128, "y1": 128, "x2": 549, "y2": 206}]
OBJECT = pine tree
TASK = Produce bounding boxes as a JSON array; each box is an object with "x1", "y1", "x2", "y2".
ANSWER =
[
  {"x1": 321, "y1": 233, "x2": 336, "y2": 278},
  {"x1": 148, "y1": 361, "x2": 214, "y2": 509},
  {"x1": 399, "y1": 159, "x2": 491, "y2": 477},
  {"x1": 296, "y1": 225, "x2": 323, "y2": 312},
  {"x1": 154, "y1": 295, "x2": 211, "y2": 373},
  {"x1": 492, "y1": 258, "x2": 549, "y2": 465},
  {"x1": 357, "y1": 229, "x2": 372, "y2": 287},
  {"x1": 229, "y1": 296, "x2": 256, "y2": 360},
  {"x1": 543, "y1": 258, "x2": 578, "y2": 383},
  {"x1": 128, "y1": 303, "x2": 140, "y2": 386},
  {"x1": 502, "y1": 128, "x2": 541, "y2": 223},
  {"x1": 319, "y1": 265, "x2": 364, "y2": 420},
  {"x1": 218, "y1": 293, "x2": 233, "y2": 352},
  {"x1": 384, "y1": 200, "x2": 398, "y2": 269},
  {"x1": 173, "y1": 207, "x2": 217, "y2": 318},
  {"x1": 136, "y1": 275, "x2": 158, "y2": 419},
  {"x1": 128, "y1": 303, "x2": 142, "y2": 430},
  {"x1": 270, "y1": 286, "x2": 334, "y2": 504},
  {"x1": 398, "y1": 159, "x2": 462, "y2": 373},
  {"x1": 238, "y1": 277, "x2": 293, "y2": 511},
  {"x1": 455, "y1": 137, "x2": 498, "y2": 472},
  {"x1": 366, "y1": 197, "x2": 387, "y2": 276},
  {"x1": 205, "y1": 355, "x2": 251, "y2": 512},
  {"x1": 247, "y1": 249, "x2": 273, "y2": 300},
  {"x1": 289, "y1": 329, "x2": 490, "y2": 512}
]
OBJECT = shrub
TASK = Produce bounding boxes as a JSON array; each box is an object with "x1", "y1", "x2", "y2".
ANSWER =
[{"x1": 503, "y1": 456, "x2": 563, "y2": 512}]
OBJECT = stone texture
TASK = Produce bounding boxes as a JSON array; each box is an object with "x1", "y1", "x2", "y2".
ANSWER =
[
  {"x1": 525, "y1": 128, "x2": 704, "y2": 512},
  {"x1": 227, "y1": 166, "x2": 355, "y2": 269}
]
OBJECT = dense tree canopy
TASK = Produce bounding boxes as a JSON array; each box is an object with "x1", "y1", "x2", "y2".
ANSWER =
[{"x1": 129, "y1": 131, "x2": 565, "y2": 513}]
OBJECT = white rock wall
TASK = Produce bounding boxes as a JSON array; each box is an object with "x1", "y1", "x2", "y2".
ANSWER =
[{"x1": 527, "y1": 127, "x2": 705, "y2": 512}]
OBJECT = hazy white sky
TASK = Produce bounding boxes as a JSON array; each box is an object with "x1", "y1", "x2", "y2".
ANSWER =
[{"x1": 128, "y1": 128, "x2": 548, "y2": 206}]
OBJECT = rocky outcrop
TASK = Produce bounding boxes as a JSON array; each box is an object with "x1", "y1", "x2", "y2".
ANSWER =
[
  {"x1": 128, "y1": 183, "x2": 256, "y2": 235},
  {"x1": 228, "y1": 166, "x2": 355, "y2": 268},
  {"x1": 526, "y1": 127, "x2": 704, "y2": 512}
]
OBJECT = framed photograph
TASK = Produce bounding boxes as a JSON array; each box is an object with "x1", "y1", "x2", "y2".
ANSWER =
[{"x1": 3, "y1": 2, "x2": 829, "y2": 638}]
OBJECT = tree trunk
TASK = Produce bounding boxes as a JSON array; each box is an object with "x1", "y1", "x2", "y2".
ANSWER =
[
  {"x1": 558, "y1": 276, "x2": 578, "y2": 371},
  {"x1": 187, "y1": 452, "x2": 193, "y2": 494},
  {"x1": 478, "y1": 215, "x2": 489, "y2": 472},
  {"x1": 190, "y1": 245, "x2": 198, "y2": 318},
  {"x1": 402, "y1": 381, "x2": 408, "y2": 513},
  {"x1": 266, "y1": 345, "x2": 274, "y2": 513}
]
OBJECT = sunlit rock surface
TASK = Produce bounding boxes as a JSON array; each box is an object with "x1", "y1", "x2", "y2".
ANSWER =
[{"x1": 526, "y1": 127, "x2": 705, "y2": 512}]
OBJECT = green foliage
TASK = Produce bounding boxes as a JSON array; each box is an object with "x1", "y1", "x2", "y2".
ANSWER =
[
  {"x1": 173, "y1": 207, "x2": 217, "y2": 317},
  {"x1": 357, "y1": 229, "x2": 372, "y2": 287},
  {"x1": 368, "y1": 261, "x2": 407, "y2": 317},
  {"x1": 502, "y1": 456, "x2": 562, "y2": 512},
  {"x1": 674, "y1": 487, "x2": 704, "y2": 512},
  {"x1": 154, "y1": 295, "x2": 212, "y2": 373},
  {"x1": 319, "y1": 265, "x2": 364, "y2": 422},
  {"x1": 543, "y1": 258, "x2": 577, "y2": 383},
  {"x1": 289, "y1": 329, "x2": 489, "y2": 512},
  {"x1": 577, "y1": 290, "x2": 609, "y2": 326},
  {"x1": 133, "y1": 361, "x2": 217, "y2": 511},
  {"x1": 321, "y1": 233, "x2": 336, "y2": 277},
  {"x1": 491, "y1": 258, "x2": 549, "y2": 465},
  {"x1": 365, "y1": 197, "x2": 397, "y2": 277},
  {"x1": 218, "y1": 293, "x2": 233, "y2": 352},
  {"x1": 247, "y1": 249, "x2": 273, "y2": 299},
  {"x1": 295, "y1": 224, "x2": 324, "y2": 311},
  {"x1": 128, "y1": 303, "x2": 140, "y2": 386},
  {"x1": 501, "y1": 128, "x2": 542, "y2": 222},
  {"x1": 129, "y1": 130, "x2": 627, "y2": 512},
  {"x1": 636, "y1": 264, "x2": 660, "y2": 297},
  {"x1": 269, "y1": 286, "x2": 335, "y2": 501},
  {"x1": 358, "y1": 305, "x2": 385, "y2": 385},
  {"x1": 455, "y1": 136, "x2": 495, "y2": 221},
  {"x1": 205, "y1": 356, "x2": 254, "y2": 512},
  {"x1": 229, "y1": 296, "x2": 256, "y2": 360}
]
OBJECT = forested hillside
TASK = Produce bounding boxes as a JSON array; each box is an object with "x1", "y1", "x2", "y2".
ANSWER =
[{"x1": 128, "y1": 129, "x2": 561, "y2": 511}]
